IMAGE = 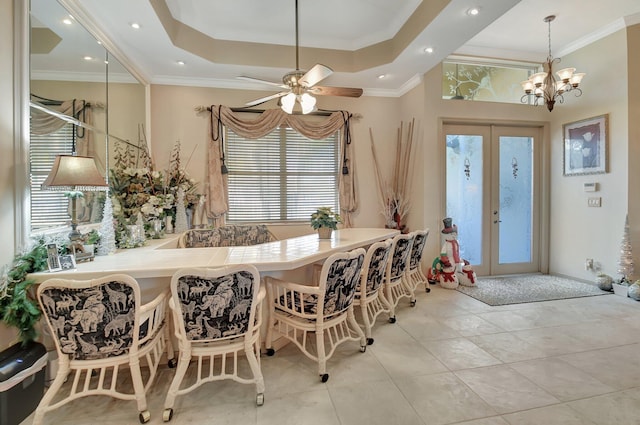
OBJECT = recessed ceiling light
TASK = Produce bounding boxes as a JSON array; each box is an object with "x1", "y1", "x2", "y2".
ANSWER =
[
  {"x1": 467, "y1": 7, "x2": 480, "y2": 16},
  {"x1": 62, "y1": 18, "x2": 72, "y2": 25},
  {"x1": 177, "y1": 60, "x2": 185, "y2": 65},
  {"x1": 424, "y1": 47, "x2": 434, "y2": 54},
  {"x1": 377, "y1": 74, "x2": 386, "y2": 79},
  {"x1": 83, "y1": 56, "x2": 93, "y2": 61},
  {"x1": 97, "y1": 40, "x2": 102, "y2": 45},
  {"x1": 130, "y1": 22, "x2": 141, "y2": 29}
]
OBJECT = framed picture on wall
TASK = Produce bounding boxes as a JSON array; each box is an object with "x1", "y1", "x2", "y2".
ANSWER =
[{"x1": 563, "y1": 114, "x2": 608, "y2": 176}]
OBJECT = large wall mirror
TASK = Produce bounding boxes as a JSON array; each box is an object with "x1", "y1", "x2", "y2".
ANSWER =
[{"x1": 29, "y1": 0, "x2": 146, "y2": 233}]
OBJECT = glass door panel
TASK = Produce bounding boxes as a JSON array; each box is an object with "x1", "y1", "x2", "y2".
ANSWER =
[
  {"x1": 491, "y1": 126, "x2": 539, "y2": 275},
  {"x1": 444, "y1": 124, "x2": 540, "y2": 276},
  {"x1": 445, "y1": 125, "x2": 491, "y2": 275}
]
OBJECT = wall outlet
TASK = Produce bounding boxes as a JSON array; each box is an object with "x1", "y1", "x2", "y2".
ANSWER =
[{"x1": 587, "y1": 197, "x2": 601, "y2": 207}]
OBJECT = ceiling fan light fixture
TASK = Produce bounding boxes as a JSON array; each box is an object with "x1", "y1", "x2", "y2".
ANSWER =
[
  {"x1": 281, "y1": 93, "x2": 296, "y2": 114},
  {"x1": 300, "y1": 93, "x2": 317, "y2": 114}
]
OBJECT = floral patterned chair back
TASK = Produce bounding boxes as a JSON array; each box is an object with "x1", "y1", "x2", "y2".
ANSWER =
[
  {"x1": 171, "y1": 265, "x2": 261, "y2": 341},
  {"x1": 409, "y1": 229, "x2": 430, "y2": 271},
  {"x1": 362, "y1": 239, "x2": 393, "y2": 297},
  {"x1": 320, "y1": 249, "x2": 365, "y2": 318},
  {"x1": 178, "y1": 225, "x2": 277, "y2": 248},
  {"x1": 38, "y1": 275, "x2": 140, "y2": 361},
  {"x1": 388, "y1": 233, "x2": 415, "y2": 282}
]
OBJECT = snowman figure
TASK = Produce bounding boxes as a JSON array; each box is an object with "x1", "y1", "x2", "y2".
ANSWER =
[{"x1": 428, "y1": 218, "x2": 476, "y2": 289}]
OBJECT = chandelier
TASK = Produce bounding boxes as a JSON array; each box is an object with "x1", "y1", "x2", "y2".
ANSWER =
[{"x1": 520, "y1": 15, "x2": 585, "y2": 111}]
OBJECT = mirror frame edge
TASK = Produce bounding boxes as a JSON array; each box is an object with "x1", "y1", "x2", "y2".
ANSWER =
[{"x1": 14, "y1": 0, "x2": 31, "y2": 251}]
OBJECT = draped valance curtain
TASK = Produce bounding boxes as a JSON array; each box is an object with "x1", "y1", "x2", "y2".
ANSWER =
[
  {"x1": 205, "y1": 105, "x2": 357, "y2": 227},
  {"x1": 30, "y1": 99, "x2": 104, "y2": 169}
]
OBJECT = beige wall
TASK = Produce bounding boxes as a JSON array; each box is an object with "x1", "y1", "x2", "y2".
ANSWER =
[{"x1": 548, "y1": 29, "x2": 629, "y2": 281}]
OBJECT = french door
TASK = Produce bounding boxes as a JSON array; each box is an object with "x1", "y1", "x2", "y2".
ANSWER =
[{"x1": 444, "y1": 124, "x2": 541, "y2": 276}]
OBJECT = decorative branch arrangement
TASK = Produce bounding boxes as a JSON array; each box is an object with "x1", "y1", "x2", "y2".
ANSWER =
[{"x1": 370, "y1": 119, "x2": 416, "y2": 232}]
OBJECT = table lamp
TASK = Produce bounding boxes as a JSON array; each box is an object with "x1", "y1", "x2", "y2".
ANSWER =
[{"x1": 42, "y1": 155, "x2": 108, "y2": 259}]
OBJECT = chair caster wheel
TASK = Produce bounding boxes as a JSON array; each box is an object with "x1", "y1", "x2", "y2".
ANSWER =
[
  {"x1": 425, "y1": 287, "x2": 431, "y2": 293},
  {"x1": 139, "y1": 410, "x2": 151, "y2": 423},
  {"x1": 321, "y1": 373, "x2": 329, "y2": 383},
  {"x1": 265, "y1": 348, "x2": 275, "y2": 356},
  {"x1": 410, "y1": 300, "x2": 416, "y2": 307},
  {"x1": 389, "y1": 317, "x2": 396, "y2": 324},
  {"x1": 360, "y1": 345, "x2": 367, "y2": 353},
  {"x1": 367, "y1": 338, "x2": 374, "y2": 345},
  {"x1": 168, "y1": 358, "x2": 177, "y2": 368},
  {"x1": 163, "y1": 408, "x2": 173, "y2": 422},
  {"x1": 256, "y1": 393, "x2": 265, "y2": 406}
]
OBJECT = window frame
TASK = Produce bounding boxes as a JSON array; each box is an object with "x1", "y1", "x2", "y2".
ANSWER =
[{"x1": 225, "y1": 125, "x2": 341, "y2": 223}]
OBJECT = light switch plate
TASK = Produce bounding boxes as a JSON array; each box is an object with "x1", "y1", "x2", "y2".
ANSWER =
[{"x1": 587, "y1": 197, "x2": 602, "y2": 207}]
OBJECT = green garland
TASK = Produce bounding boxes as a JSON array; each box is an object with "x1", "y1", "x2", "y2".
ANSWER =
[{"x1": 0, "y1": 241, "x2": 48, "y2": 344}]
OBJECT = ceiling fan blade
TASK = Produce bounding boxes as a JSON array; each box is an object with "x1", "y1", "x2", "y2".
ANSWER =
[
  {"x1": 237, "y1": 76, "x2": 288, "y2": 89},
  {"x1": 299, "y1": 64, "x2": 333, "y2": 87},
  {"x1": 308, "y1": 86, "x2": 363, "y2": 98},
  {"x1": 245, "y1": 91, "x2": 290, "y2": 107}
]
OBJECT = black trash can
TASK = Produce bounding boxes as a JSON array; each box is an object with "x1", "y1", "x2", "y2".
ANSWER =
[{"x1": 0, "y1": 341, "x2": 47, "y2": 425}]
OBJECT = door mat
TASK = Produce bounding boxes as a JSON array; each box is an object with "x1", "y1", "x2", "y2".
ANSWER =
[{"x1": 455, "y1": 274, "x2": 611, "y2": 306}]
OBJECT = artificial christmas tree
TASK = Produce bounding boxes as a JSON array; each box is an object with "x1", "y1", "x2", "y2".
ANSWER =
[{"x1": 617, "y1": 214, "x2": 634, "y2": 283}]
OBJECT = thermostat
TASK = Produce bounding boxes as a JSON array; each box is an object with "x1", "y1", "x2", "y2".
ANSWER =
[{"x1": 583, "y1": 182, "x2": 598, "y2": 192}]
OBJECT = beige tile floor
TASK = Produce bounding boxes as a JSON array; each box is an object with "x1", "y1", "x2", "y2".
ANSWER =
[{"x1": 20, "y1": 285, "x2": 640, "y2": 425}]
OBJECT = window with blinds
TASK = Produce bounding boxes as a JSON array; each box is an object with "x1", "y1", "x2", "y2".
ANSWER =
[
  {"x1": 226, "y1": 127, "x2": 340, "y2": 222},
  {"x1": 30, "y1": 123, "x2": 74, "y2": 231}
]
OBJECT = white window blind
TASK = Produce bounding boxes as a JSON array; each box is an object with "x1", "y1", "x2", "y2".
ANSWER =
[
  {"x1": 30, "y1": 123, "x2": 74, "y2": 231},
  {"x1": 226, "y1": 127, "x2": 339, "y2": 222}
]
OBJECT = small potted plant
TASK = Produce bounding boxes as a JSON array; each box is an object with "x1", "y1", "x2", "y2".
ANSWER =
[{"x1": 310, "y1": 207, "x2": 341, "y2": 239}]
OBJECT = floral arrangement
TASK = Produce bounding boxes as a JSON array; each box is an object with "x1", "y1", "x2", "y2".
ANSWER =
[{"x1": 110, "y1": 140, "x2": 198, "y2": 246}]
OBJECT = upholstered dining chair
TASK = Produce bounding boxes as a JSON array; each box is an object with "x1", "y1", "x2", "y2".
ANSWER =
[
  {"x1": 354, "y1": 238, "x2": 394, "y2": 345},
  {"x1": 35, "y1": 274, "x2": 174, "y2": 425},
  {"x1": 383, "y1": 233, "x2": 415, "y2": 322},
  {"x1": 264, "y1": 248, "x2": 366, "y2": 383},
  {"x1": 405, "y1": 229, "x2": 431, "y2": 296},
  {"x1": 163, "y1": 264, "x2": 266, "y2": 422}
]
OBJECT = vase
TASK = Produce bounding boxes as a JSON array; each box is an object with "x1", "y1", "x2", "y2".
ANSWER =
[
  {"x1": 595, "y1": 274, "x2": 613, "y2": 291},
  {"x1": 628, "y1": 282, "x2": 640, "y2": 301},
  {"x1": 318, "y1": 228, "x2": 333, "y2": 239}
]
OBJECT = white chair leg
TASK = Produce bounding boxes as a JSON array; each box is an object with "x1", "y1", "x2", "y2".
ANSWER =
[
  {"x1": 245, "y1": 343, "x2": 265, "y2": 398},
  {"x1": 163, "y1": 352, "x2": 191, "y2": 411},
  {"x1": 129, "y1": 357, "x2": 149, "y2": 419},
  {"x1": 360, "y1": 302, "x2": 373, "y2": 343},
  {"x1": 316, "y1": 329, "x2": 328, "y2": 381},
  {"x1": 347, "y1": 309, "x2": 367, "y2": 350},
  {"x1": 32, "y1": 361, "x2": 70, "y2": 425}
]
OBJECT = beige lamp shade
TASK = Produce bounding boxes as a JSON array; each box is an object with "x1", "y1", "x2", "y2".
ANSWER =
[{"x1": 42, "y1": 155, "x2": 108, "y2": 191}]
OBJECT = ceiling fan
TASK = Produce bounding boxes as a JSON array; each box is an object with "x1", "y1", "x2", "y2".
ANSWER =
[{"x1": 239, "y1": 0, "x2": 363, "y2": 113}]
